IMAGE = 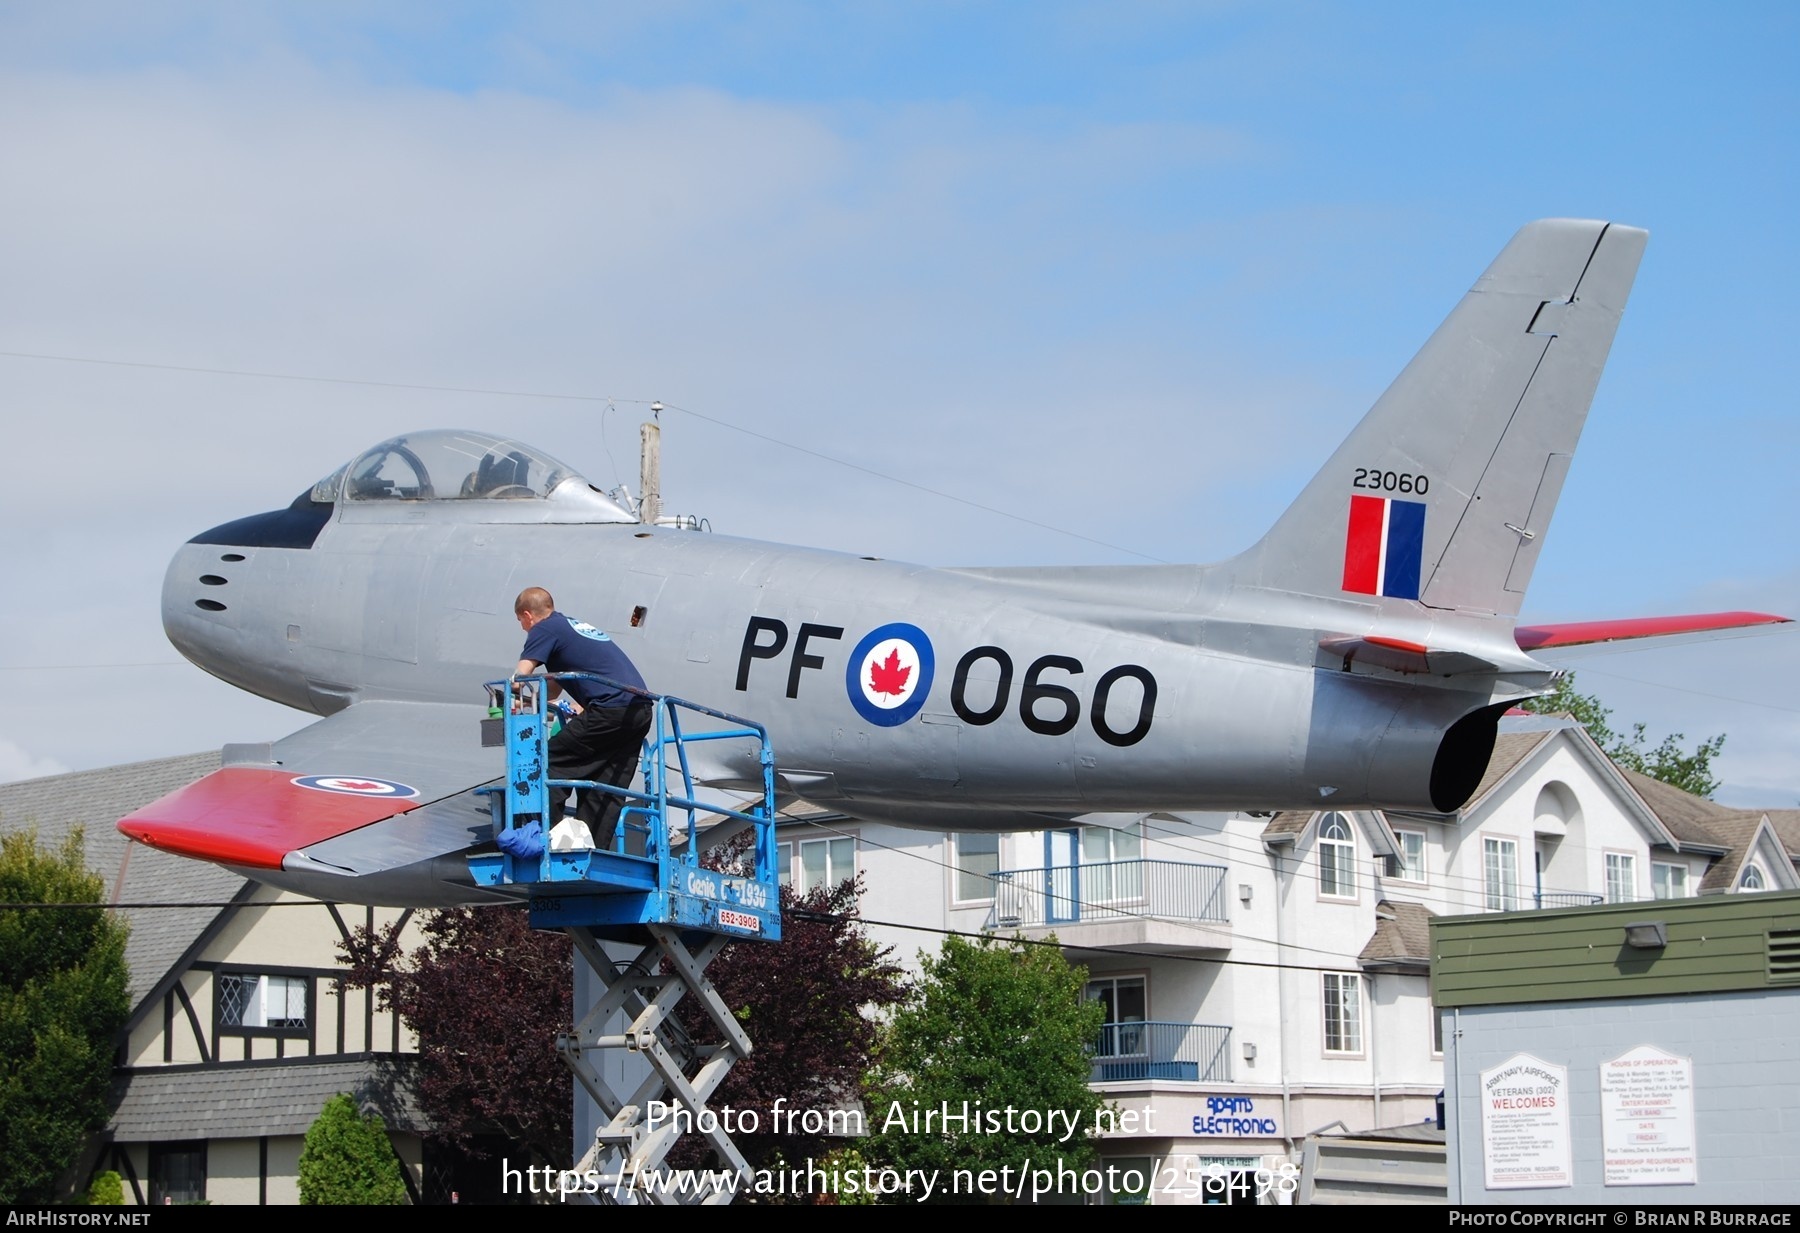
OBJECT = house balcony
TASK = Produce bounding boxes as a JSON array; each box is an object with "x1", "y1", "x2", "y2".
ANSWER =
[
  {"x1": 1535, "y1": 888, "x2": 1605, "y2": 909},
  {"x1": 1483, "y1": 888, "x2": 1606, "y2": 912},
  {"x1": 1090, "y1": 1021, "x2": 1233, "y2": 1085},
  {"x1": 986, "y1": 859, "x2": 1232, "y2": 954}
]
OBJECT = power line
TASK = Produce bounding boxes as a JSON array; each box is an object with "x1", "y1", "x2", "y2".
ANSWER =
[
  {"x1": 0, "y1": 662, "x2": 186, "y2": 671},
  {"x1": 0, "y1": 348, "x2": 1163, "y2": 563},
  {"x1": 1573, "y1": 665, "x2": 1800, "y2": 716},
  {"x1": 655, "y1": 400, "x2": 1166, "y2": 563},
  {"x1": 1, "y1": 893, "x2": 1368, "y2": 976}
]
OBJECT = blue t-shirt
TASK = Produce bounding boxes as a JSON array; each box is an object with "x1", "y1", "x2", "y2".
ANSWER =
[{"x1": 520, "y1": 612, "x2": 647, "y2": 709}]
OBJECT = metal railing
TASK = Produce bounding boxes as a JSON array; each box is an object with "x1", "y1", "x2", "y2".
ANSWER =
[
  {"x1": 469, "y1": 672, "x2": 782, "y2": 939},
  {"x1": 987, "y1": 859, "x2": 1228, "y2": 929},
  {"x1": 1533, "y1": 889, "x2": 1605, "y2": 909},
  {"x1": 1090, "y1": 1021, "x2": 1232, "y2": 1084}
]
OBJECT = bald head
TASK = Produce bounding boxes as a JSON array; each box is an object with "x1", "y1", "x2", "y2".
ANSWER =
[{"x1": 514, "y1": 587, "x2": 554, "y2": 617}]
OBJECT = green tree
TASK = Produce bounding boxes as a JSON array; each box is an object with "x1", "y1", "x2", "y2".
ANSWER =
[
  {"x1": 0, "y1": 829, "x2": 130, "y2": 1205},
  {"x1": 1523, "y1": 673, "x2": 1727, "y2": 798},
  {"x1": 298, "y1": 1093, "x2": 409, "y2": 1205},
  {"x1": 864, "y1": 934, "x2": 1105, "y2": 1202},
  {"x1": 341, "y1": 907, "x2": 574, "y2": 1169}
]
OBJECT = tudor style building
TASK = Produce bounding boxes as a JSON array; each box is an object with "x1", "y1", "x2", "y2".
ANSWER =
[{"x1": 0, "y1": 754, "x2": 430, "y2": 1205}]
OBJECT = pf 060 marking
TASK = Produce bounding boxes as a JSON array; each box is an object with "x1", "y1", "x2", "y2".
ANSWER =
[{"x1": 736, "y1": 617, "x2": 1157, "y2": 747}]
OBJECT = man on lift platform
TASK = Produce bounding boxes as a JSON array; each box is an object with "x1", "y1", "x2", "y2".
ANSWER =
[{"x1": 513, "y1": 586, "x2": 653, "y2": 848}]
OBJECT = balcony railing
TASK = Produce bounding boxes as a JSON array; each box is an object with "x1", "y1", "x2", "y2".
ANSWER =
[
  {"x1": 1090, "y1": 1021, "x2": 1232, "y2": 1084},
  {"x1": 987, "y1": 859, "x2": 1228, "y2": 929},
  {"x1": 1534, "y1": 889, "x2": 1605, "y2": 909}
]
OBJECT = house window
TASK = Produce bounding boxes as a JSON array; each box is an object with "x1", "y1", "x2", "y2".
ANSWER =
[
  {"x1": 798, "y1": 836, "x2": 854, "y2": 894},
  {"x1": 775, "y1": 841, "x2": 792, "y2": 890},
  {"x1": 1322, "y1": 972, "x2": 1363, "y2": 1055},
  {"x1": 1085, "y1": 975, "x2": 1147, "y2": 1058},
  {"x1": 1483, "y1": 837, "x2": 1519, "y2": 912},
  {"x1": 1605, "y1": 853, "x2": 1637, "y2": 904},
  {"x1": 1739, "y1": 862, "x2": 1766, "y2": 891},
  {"x1": 148, "y1": 1142, "x2": 206, "y2": 1205},
  {"x1": 1431, "y1": 1002, "x2": 1444, "y2": 1056},
  {"x1": 1393, "y1": 829, "x2": 1427, "y2": 883},
  {"x1": 1081, "y1": 824, "x2": 1144, "y2": 902},
  {"x1": 953, "y1": 833, "x2": 1000, "y2": 903},
  {"x1": 1652, "y1": 862, "x2": 1688, "y2": 900},
  {"x1": 217, "y1": 972, "x2": 309, "y2": 1032},
  {"x1": 1318, "y1": 814, "x2": 1356, "y2": 898}
]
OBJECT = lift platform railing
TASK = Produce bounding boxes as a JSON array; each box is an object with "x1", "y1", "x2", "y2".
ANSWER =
[{"x1": 468, "y1": 672, "x2": 781, "y2": 942}]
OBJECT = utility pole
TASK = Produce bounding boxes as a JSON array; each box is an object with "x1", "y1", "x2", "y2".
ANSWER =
[{"x1": 639, "y1": 402, "x2": 662, "y2": 526}]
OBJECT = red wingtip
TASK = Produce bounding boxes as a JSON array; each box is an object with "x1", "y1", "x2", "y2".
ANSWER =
[{"x1": 117, "y1": 767, "x2": 419, "y2": 869}]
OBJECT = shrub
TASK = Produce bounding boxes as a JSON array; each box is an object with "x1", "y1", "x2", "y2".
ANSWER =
[{"x1": 298, "y1": 1093, "x2": 408, "y2": 1205}]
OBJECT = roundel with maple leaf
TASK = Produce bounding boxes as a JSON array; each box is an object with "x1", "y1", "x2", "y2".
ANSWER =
[{"x1": 845, "y1": 622, "x2": 935, "y2": 727}]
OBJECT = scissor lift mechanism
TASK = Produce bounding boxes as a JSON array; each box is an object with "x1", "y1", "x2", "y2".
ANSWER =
[{"x1": 469, "y1": 673, "x2": 781, "y2": 1205}]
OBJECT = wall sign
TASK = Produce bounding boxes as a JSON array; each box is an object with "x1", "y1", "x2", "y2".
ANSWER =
[
  {"x1": 1601, "y1": 1045, "x2": 1698, "y2": 1186},
  {"x1": 1480, "y1": 1053, "x2": 1572, "y2": 1189}
]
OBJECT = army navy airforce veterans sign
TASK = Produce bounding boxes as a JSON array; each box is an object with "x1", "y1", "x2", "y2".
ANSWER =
[{"x1": 1481, "y1": 1053, "x2": 1573, "y2": 1189}]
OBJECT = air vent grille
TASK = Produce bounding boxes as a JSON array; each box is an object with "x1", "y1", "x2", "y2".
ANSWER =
[{"x1": 1769, "y1": 929, "x2": 1800, "y2": 983}]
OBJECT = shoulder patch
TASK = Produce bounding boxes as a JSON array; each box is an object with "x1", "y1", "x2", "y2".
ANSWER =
[{"x1": 569, "y1": 620, "x2": 612, "y2": 642}]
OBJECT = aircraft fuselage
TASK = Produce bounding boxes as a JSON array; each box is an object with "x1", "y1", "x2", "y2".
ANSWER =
[{"x1": 166, "y1": 505, "x2": 1535, "y2": 824}]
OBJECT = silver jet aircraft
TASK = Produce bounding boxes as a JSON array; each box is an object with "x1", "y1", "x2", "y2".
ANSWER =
[{"x1": 119, "y1": 218, "x2": 1787, "y2": 906}]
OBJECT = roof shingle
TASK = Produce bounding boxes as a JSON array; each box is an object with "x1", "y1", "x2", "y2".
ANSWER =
[
  {"x1": 0, "y1": 752, "x2": 242, "y2": 1008},
  {"x1": 1359, "y1": 901, "x2": 1433, "y2": 967},
  {"x1": 110, "y1": 1057, "x2": 429, "y2": 1141}
]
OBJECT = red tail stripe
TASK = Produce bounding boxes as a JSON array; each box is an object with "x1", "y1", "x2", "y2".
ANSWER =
[{"x1": 1342, "y1": 494, "x2": 1384, "y2": 594}]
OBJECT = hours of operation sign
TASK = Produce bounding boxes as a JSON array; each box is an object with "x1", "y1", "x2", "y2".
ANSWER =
[{"x1": 1600, "y1": 1045, "x2": 1698, "y2": 1186}]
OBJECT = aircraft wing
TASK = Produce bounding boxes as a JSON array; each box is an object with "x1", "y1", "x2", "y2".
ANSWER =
[
  {"x1": 1514, "y1": 611, "x2": 1790, "y2": 650},
  {"x1": 118, "y1": 701, "x2": 513, "y2": 905}
]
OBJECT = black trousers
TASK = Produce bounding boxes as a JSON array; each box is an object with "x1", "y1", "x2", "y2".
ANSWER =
[{"x1": 547, "y1": 698, "x2": 653, "y2": 847}]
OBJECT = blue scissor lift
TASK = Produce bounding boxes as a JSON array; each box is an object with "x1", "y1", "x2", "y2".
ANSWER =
[{"x1": 469, "y1": 673, "x2": 781, "y2": 1205}]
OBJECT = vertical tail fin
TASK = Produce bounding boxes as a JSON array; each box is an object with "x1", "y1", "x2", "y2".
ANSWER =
[{"x1": 1232, "y1": 219, "x2": 1647, "y2": 619}]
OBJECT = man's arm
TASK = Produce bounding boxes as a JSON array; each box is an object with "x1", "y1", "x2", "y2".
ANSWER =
[{"x1": 512, "y1": 658, "x2": 565, "y2": 705}]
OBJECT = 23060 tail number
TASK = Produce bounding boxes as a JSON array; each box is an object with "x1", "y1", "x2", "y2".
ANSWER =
[{"x1": 1352, "y1": 468, "x2": 1429, "y2": 495}]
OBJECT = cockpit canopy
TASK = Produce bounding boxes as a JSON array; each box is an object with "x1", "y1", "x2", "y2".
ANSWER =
[{"x1": 308, "y1": 430, "x2": 635, "y2": 522}]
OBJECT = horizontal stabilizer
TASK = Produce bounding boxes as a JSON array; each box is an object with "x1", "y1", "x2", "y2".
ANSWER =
[
  {"x1": 1514, "y1": 611, "x2": 1791, "y2": 650},
  {"x1": 1316, "y1": 634, "x2": 1505, "y2": 677}
]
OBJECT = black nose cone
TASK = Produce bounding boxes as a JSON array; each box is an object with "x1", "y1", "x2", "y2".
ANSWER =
[{"x1": 190, "y1": 494, "x2": 332, "y2": 549}]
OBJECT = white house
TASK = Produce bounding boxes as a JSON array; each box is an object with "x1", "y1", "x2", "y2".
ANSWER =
[{"x1": 768, "y1": 713, "x2": 1798, "y2": 1204}]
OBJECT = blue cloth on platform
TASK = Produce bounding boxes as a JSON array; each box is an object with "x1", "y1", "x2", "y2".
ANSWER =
[{"x1": 497, "y1": 820, "x2": 545, "y2": 859}]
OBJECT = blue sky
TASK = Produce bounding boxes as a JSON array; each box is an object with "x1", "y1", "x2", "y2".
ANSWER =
[{"x1": 1, "y1": 3, "x2": 1795, "y2": 802}]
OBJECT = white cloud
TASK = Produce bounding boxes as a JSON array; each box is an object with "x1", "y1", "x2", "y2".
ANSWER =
[{"x1": 0, "y1": 739, "x2": 69, "y2": 785}]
